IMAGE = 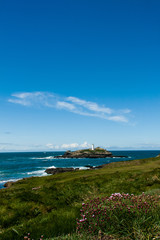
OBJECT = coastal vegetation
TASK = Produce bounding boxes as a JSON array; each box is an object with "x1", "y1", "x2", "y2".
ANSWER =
[
  {"x1": 0, "y1": 156, "x2": 160, "y2": 239},
  {"x1": 78, "y1": 147, "x2": 110, "y2": 153}
]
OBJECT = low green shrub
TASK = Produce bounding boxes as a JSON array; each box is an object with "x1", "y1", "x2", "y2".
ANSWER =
[{"x1": 77, "y1": 193, "x2": 160, "y2": 239}]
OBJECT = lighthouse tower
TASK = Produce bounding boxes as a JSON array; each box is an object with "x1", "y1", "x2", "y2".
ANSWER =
[{"x1": 92, "y1": 144, "x2": 94, "y2": 151}]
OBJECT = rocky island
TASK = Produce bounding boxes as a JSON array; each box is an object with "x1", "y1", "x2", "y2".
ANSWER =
[
  {"x1": 58, "y1": 147, "x2": 113, "y2": 158},
  {"x1": 54, "y1": 146, "x2": 127, "y2": 159}
]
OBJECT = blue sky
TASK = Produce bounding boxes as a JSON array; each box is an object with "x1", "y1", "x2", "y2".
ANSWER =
[{"x1": 0, "y1": 0, "x2": 160, "y2": 151}]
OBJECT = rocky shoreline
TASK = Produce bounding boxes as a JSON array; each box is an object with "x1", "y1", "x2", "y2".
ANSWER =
[
  {"x1": 45, "y1": 164, "x2": 105, "y2": 175},
  {"x1": 3, "y1": 164, "x2": 107, "y2": 188}
]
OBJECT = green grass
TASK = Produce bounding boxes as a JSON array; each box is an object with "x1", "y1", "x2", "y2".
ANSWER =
[
  {"x1": 0, "y1": 156, "x2": 160, "y2": 240},
  {"x1": 76, "y1": 147, "x2": 109, "y2": 153}
]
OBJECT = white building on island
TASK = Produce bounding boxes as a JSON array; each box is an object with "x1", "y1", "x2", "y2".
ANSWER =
[{"x1": 92, "y1": 144, "x2": 94, "y2": 150}]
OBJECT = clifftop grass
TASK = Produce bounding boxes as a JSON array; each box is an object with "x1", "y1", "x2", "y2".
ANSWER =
[{"x1": 0, "y1": 156, "x2": 160, "y2": 240}]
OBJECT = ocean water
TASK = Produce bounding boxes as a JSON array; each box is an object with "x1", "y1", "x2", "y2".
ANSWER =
[{"x1": 0, "y1": 150, "x2": 159, "y2": 189}]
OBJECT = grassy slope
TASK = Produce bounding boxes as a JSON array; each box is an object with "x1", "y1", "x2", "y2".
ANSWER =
[{"x1": 0, "y1": 157, "x2": 160, "y2": 240}]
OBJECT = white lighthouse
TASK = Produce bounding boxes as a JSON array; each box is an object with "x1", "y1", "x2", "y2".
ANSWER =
[{"x1": 92, "y1": 144, "x2": 94, "y2": 151}]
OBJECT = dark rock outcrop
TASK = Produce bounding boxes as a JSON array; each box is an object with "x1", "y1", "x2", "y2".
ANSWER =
[
  {"x1": 45, "y1": 167, "x2": 79, "y2": 175},
  {"x1": 45, "y1": 164, "x2": 107, "y2": 175},
  {"x1": 4, "y1": 181, "x2": 14, "y2": 188}
]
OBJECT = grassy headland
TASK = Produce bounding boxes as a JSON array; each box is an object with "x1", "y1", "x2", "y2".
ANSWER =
[{"x1": 0, "y1": 156, "x2": 160, "y2": 240}]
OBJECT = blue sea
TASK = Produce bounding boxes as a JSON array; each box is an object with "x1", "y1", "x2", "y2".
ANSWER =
[{"x1": 0, "y1": 150, "x2": 159, "y2": 189}]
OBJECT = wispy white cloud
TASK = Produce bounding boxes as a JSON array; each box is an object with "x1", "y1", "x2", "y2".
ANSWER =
[
  {"x1": 118, "y1": 109, "x2": 131, "y2": 114},
  {"x1": 8, "y1": 92, "x2": 56, "y2": 107},
  {"x1": 0, "y1": 142, "x2": 29, "y2": 151},
  {"x1": 46, "y1": 141, "x2": 91, "y2": 150},
  {"x1": 107, "y1": 115, "x2": 128, "y2": 123},
  {"x1": 1, "y1": 141, "x2": 159, "y2": 152},
  {"x1": 57, "y1": 101, "x2": 76, "y2": 110},
  {"x1": 66, "y1": 96, "x2": 112, "y2": 114},
  {"x1": 8, "y1": 91, "x2": 131, "y2": 123}
]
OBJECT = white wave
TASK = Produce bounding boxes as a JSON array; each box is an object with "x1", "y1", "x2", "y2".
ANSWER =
[
  {"x1": 0, "y1": 180, "x2": 7, "y2": 184},
  {"x1": 31, "y1": 156, "x2": 54, "y2": 160},
  {"x1": 79, "y1": 167, "x2": 90, "y2": 170},
  {"x1": 27, "y1": 170, "x2": 47, "y2": 176},
  {"x1": 47, "y1": 165, "x2": 56, "y2": 169},
  {"x1": 0, "y1": 178, "x2": 21, "y2": 184},
  {"x1": 46, "y1": 156, "x2": 55, "y2": 159}
]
